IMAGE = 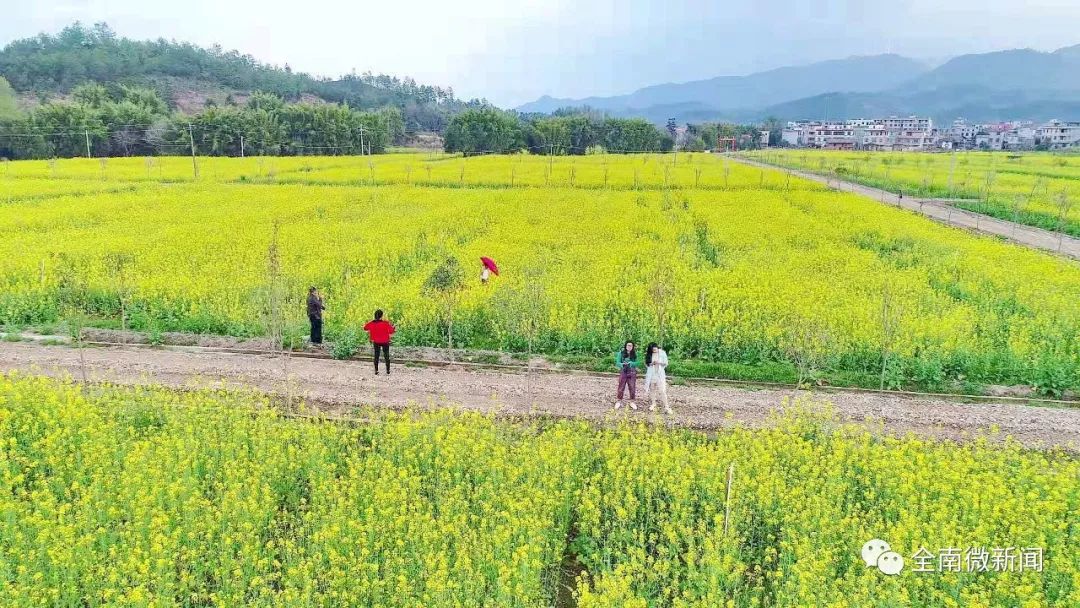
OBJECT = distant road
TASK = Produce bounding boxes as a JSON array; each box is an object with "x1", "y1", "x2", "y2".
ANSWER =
[{"x1": 731, "y1": 155, "x2": 1080, "y2": 261}]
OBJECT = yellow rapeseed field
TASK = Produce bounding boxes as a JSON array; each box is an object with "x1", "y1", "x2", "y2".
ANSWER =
[
  {"x1": 1, "y1": 153, "x2": 1078, "y2": 392},
  {"x1": 0, "y1": 374, "x2": 1077, "y2": 606},
  {"x1": 745, "y1": 149, "x2": 1080, "y2": 236}
]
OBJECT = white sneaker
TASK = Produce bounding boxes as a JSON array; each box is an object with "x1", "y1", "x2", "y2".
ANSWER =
[
  {"x1": 629, "y1": 401, "x2": 637, "y2": 410},
  {"x1": 614, "y1": 401, "x2": 622, "y2": 410},
  {"x1": 664, "y1": 407, "x2": 673, "y2": 415}
]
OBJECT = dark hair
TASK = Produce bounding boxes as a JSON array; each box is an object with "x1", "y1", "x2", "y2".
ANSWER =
[
  {"x1": 374, "y1": 309, "x2": 384, "y2": 320},
  {"x1": 621, "y1": 341, "x2": 636, "y2": 361},
  {"x1": 645, "y1": 342, "x2": 658, "y2": 366},
  {"x1": 309, "y1": 286, "x2": 317, "y2": 293}
]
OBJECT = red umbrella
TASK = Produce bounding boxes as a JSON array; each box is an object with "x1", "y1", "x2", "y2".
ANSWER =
[{"x1": 480, "y1": 257, "x2": 499, "y2": 276}]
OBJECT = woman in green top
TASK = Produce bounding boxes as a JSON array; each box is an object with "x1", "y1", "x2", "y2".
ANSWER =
[{"x1": 614, "y1": 341, "x2": 639, "y2": 410}]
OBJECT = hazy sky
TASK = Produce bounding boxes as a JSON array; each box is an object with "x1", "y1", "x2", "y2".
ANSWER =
[{"x1": 4, "y1": 1, "x2": 1080, "y2": 107}]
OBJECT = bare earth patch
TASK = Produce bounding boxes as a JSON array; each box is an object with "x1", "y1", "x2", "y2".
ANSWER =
[{"x1": 1, "y1": 341, "x2": 1078, "y2": 452}]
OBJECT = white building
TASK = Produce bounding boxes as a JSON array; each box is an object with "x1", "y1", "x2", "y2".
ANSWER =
[
  {"x1": 781, "y1": 126, "x2": 802, "y2": 147},
  {"x1": 1035, "y1": 120, "x2": 1080, "y2": 149},
  {"x1": 975, "y1": 131, "x2": 1005, "y2": 151},
  {"x1": 1004, "y1": 126, "x2": 1036, "y2": 150},
  {"x1": 853, "y1": 123, "x2": 891, "y2": 149},
  {"x1": 936, "y1": 118, "x2": 978, "y2": 149},
  {"x1": 781, "y1": 116, "x2": 1079, "y2": 151},
  {"x1": 803, "y1": 122, "x2": 857, "y2": 149},
  {"x1": 881, "y1": 117, "x2": 934, "y2": 149},
  {"x1": 781, "y1": 116, "x2": 934, "y2": 151}
]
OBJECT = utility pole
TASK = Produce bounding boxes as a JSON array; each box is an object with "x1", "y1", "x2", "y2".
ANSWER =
[
  {"x1": 240, "y1": 135, "x2": 245, "y2": 158},
  {"x1": 188, "y1": 123, "x2": 199, "y2": 179},
  {"x1": 358, "y1": 125, "x2": 366, "y2": 156},
  {"x1": 947, "y1": 151, "x2": 956, "y2": 198},
  {"x1": 84, "y1": 130, "x2": 91, "y2": 159},
  {"x1": 667, "y1": 117, "x2": 678, "y2": 166}
]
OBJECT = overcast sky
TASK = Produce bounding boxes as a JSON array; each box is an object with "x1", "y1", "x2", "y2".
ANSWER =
[{"x1": 4, "y1": 1, "x2": 1080, "y2": 107}]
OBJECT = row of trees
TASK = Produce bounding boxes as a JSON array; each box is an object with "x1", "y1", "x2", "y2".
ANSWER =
[
  {"x1": 444, "y1": 109, "x2": 676, "y2": 155},
  {"x1": 0, "y1": 73, "x2": 774, "y2": 160},
  {"x1": 443, "y1": 107, "x2": 775, "y2": 155},
  {"x1": 183, "y1": 92, "x2": 402, "y2": 157},
  {"x1": 0, "y1": 83, "x2": 402, "y2": 159}
]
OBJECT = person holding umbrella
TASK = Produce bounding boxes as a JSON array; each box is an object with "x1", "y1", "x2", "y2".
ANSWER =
[{"x1": 480, "y1": 256, "x2": 499, "y2": 284}]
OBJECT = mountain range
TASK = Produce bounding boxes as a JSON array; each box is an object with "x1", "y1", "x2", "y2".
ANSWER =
[{"x1": 517, "y1": 45, "x2": 1080, "y2": 124}]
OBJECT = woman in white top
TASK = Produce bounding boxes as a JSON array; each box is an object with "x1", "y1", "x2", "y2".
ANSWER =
[{"x1": 644, "y1": 342, "x2": 671, "y2": 414}]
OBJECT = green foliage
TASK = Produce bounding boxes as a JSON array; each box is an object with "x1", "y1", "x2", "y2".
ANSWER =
[
  {"x1": 71, "y1": 82, "x2": 111, "y2": 107},
  {"x1": 518, "y1": 113, "x2": 673, "y2": 155},
  {"x1": 245, "y1": 91, "x2": 285, "y2": 113},
  {"x1": 0, "y1": 22, "x2": 472, "y2": 132},
  {"x1": 424, "y1": 257, "x2": 466, "y2": 294},
  {"x1": 0, "y1": 76, "x2": 19, "y2": 121},
  {"x1": 602, "y1": 117, "x2": 670, "y2": 153},
  {"x1": 682, "y1": 135, "x2": 706, "y2": 152},
  {"x1": 1030, "y1": 357, "x2": 1074, "y2": 398},
  {"x1": 446, "y1": 110, "x2": 675, "y2": 157},
  {"x1": 691, "y1": 121, "x2": 764, "y2": 150},
  {"x1": 27, "y1": 102, "x2": 106, "y2": 158},
  {"x1": 180, "y1": 100, "x2": 393, "y2": 156},
  {"x1": 523, "y1": 114, "x2": 606, "y2": 155},
  {"x1": 444, "y1": 108, "x2": 524, "y2": 155},
  {"x1": 529, "y1": 117, "x2": 572, "y2": 154},
  {"x1": 0, "y1": 85, "x2": 397, "y2": 159},
  {"x1": 331, "y1": 329, "x2": 362, "y2": 360}
]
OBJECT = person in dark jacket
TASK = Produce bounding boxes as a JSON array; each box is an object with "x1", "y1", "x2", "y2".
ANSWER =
[
  {"x1": 363, "y1": 309, "x2": 396, "y2": 375},
  {"x1": 614, "y1": 341, "x2": 639, "y2": 410},
  {"x1": 307, "y1": 287, "x2": 325, "y2": 345}
]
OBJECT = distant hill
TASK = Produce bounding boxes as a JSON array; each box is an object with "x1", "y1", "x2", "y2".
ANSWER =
[
  {"x1": 518, "y1": 54, "x2": 929, "y2": 115},
  {"x1": 763, "y1": 45, "x2": 1080, "y2": 123},
  {"x1": 907, "y1": 46, "x2": 1080, "y2": 93},
  {"x1": 521, "y1": 45, "x2": 1080, "y2": 124},
  {"x1": 750, "y1": 88, "x2": 1080, "y2": 124},
  {"x1": 0, "y1": 22, "x2": 476, "y2": 131}
]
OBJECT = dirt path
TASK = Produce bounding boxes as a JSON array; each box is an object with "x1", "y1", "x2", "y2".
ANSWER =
[
  {"x1": 2, "y1": 341, "x2": 1078, "y2": 451},
  {"x1": 732, "y1": 155, "x2": 1080, "y2": 261}
]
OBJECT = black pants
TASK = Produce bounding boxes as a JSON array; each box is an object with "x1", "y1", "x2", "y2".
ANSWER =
[
  {"x1": 373, "y1": 343, "x2": 390, "y2": 373},
  {"x1": 309, "y1": 315, "x2": 322, "y2": 344}
]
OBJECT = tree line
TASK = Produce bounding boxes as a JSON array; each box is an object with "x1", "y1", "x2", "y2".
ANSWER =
[
  {"x1": 443, "y1": 107, "x2": 771, "y2": 155},
  {"x1": 0, "y1": 83, "x2": 402, "y2": 159},
  {"x1": 444, "y1": 108, "x2": 674, "y2": 155}
]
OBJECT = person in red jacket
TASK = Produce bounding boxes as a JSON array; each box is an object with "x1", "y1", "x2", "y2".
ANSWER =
[{"x1": 363, "y1": 309, "x2": 396, "y2": 375}]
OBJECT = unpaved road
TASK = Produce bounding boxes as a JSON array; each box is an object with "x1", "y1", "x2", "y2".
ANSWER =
[
  {"x1": 732, "y1": 155, "x2": 1080, "y2": 261},
  {"x1": 2, "y1": 341, "x2": 1078, "y2": 451}
]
